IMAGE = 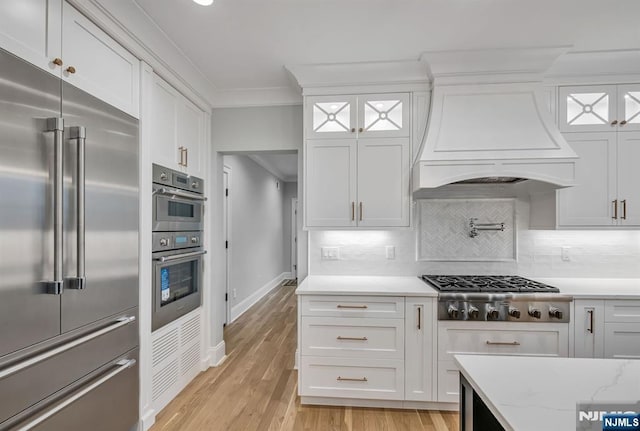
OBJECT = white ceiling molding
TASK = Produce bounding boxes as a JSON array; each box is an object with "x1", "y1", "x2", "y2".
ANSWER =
[
  {"x1": 544, "y1": 49, "x2": 640, "y2": 85},
  {"x1": 247, "y1": 154, "x2": 298, "y2": 182},
  {"x1": 211, "y1": 86, "x2": 302, "y2": 108},
  {"x1": 286, "y1": 60, "x2": 430, "y2": 95}
]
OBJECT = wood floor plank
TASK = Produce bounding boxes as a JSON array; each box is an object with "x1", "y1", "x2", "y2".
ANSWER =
[{"x1": 151, "y1": 284, "x2": 459, "y2": 431}]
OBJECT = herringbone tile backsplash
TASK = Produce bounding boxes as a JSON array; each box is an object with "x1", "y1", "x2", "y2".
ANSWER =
[{"x1": 417, "y1": 199, "x2": 516, "y2": 261}]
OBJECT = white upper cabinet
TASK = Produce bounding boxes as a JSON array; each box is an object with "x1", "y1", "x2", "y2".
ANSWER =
[
  {"x1": 307, "y1": 96, "x2": 357, "y2": 139},
  {"x1": 305, "y1": 140, "x2": 357, "y2": 227},
  {"x1": 357, "y1": 138, "x2": 410, "y2": 227},
  {"x1": 559, "y1": 84, "x2": 640, "y2": 133},
  {"x1": 616, "y1": 132, "x2": 640, "y2": 225},
  {"x1": 62, "y1": 3, "x2": 139, "y2": 118},
  {"x1": 618, "y1": 85, "x2": 640, "y2": 132},
  {"x1": 0, "y1": 1, "x2": 140, "y2": 117},
  {"x1": 150, "y1": 73, "x2": 206, "y2": 176},
  {"x1": 0, "y1": 0, "x2": 62, "y2": 76},
  {"x1": 306, "y1": 93, "x2": 410, "y2": 139}
]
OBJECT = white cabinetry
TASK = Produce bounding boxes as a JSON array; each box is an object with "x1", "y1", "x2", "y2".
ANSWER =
[
  {"x1": 557, "y1": 84, "x2": 640, "y2": 227},
  {"x1": 437, "y1": 322, "x2": 569, "y2": 403},
  {"x1": 404, "y1": 298, "x2": 435, "y2": 402},
  {"x1": 298, "y1": 295, "x2": 405, "y2": 402},
  {"x1": 574, "y1": 299, "x2": 640, "y2": 359},
  {"x1": 150, "y1": 73, "x2": 205, "y2": 176},
  {"x1": 304, "y1": 92, "x2": 411, "y2": 229},
  {"x1": 0, "y1": 0, "x2": 62, "y2": 75},
  {"x1": 0, "y1": 1, "x2": 139, "y2": 117},
  {"x1": 305, "y1": 138, "x2": 410, "y2": 227}
]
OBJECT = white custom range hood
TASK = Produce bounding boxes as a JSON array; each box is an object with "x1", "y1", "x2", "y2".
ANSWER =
[{"x1": 413, "y1": 47, "x2": 578, "y2": 191}]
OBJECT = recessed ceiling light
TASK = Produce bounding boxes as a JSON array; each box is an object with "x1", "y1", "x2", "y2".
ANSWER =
[{"x1": 193, "y1": 0, "x2": 213, "y2": 5}]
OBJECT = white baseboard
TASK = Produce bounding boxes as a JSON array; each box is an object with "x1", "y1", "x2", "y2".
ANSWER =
[
  {"x1": 140, "y1": 407, "x2": 156, "y2": 431},
  {"x1": 209, "y1": 340, "x2": 227, "y2": 367},
  {"x1": 300, "y1": 396, "x2": 459, "y2": 411},
  {"x1": 229, "y1": 272, "x2": 287, "y2": 323}
]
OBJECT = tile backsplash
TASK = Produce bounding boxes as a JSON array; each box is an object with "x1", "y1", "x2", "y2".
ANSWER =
[{"x1": 309, "y1": 199, "x2": 640, "y2": 278}]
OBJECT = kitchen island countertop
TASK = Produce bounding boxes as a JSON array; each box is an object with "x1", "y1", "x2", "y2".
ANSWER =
[
  {"x1": 455, "y1": 354, "x2": 640, "y2": 431},
  {"x1": 295, "y1": 275, "x2": 438, "y2": 297}
]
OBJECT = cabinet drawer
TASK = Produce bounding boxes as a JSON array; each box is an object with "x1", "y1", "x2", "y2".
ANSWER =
[
  {"x1": 437, "y1": 360, "x2": 460, "y2": 403},
  {"x1": 300, "y1": 296, "x2": 404, "y2": 318},
  {"x1": 604, "y1": 323, "x2": 640, "y2": 359},
  {"x1": 300, "y1": 356, "x2": 404, "y2": 400},
  {"x1": 605, "y1": 301, "x2": 640, "y2": 323},
  {"x1": 437, "y1": 324, "x2": 569, "y2": 362},
  {"x1": 301, "y1": 317, "x2": 404, "y2": 359}
]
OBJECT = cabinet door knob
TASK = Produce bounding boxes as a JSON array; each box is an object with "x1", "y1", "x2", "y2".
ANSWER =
[
  {"x1": 66, "y1": 66, "x2": 76, "y2": 74},
  {"x1": 620, "y1": 120, "x2": 628, "y2": 126},
  {"x1": 52, "y1": 58, "x2": 63, "y2": 67},
  {"x1": 351, "y1": 128, "x2": 355, "y2": 133},
  {"x1": 358, "y1": 127, "x2": 364, "y2": 133},
  {"x1": 611, "y1": 120, "x2": 618, "y2": 126}
]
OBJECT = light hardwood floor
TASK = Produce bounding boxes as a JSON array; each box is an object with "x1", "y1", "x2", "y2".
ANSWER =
[{"x1": 151, "y1": 284, "x2": 459, "y2": 431}]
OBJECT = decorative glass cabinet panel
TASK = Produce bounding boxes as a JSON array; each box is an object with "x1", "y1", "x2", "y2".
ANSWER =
[
  {"x1": 619, "y1": 85, "x2": 640, "y2": 131},
  {"x1": 358, "y1": 93, "x2": 410, "y2": 138},
  {"x1": 306, "y1": 96, "x2": 356, "y2": 139},
  {"x1": 559, "y1": 85, "x2": 616, "y2": 133}
]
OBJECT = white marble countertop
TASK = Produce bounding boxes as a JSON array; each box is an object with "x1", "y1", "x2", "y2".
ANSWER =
[
  {"x1": 295, "y1": 275, "x2": 438, "y2": 297},
  {"x1": 455, "y1": 354, "x2": 640, "y2": 431},
  {"x1": 533, "y1": 277, "x2": 640, "y2": 299}
]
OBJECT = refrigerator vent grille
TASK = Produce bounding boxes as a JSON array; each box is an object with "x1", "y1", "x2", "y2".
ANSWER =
[
  {"x1": 181, "y1": 343, "x2": 200, "y2": 376},
  {"x1": 181, "y1": 315, "x2": 201, "y2": 346},
  {"x1": 152, "y1": 360, "x2": 179, "y2": 401},
  {"x1": 152, "y1": 328, "x2": 179, "y2": 367}
]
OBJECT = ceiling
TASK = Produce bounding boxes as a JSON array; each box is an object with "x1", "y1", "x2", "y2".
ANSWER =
[
  {"x1": 248, "y1": 153, "x2": 298, "y2": 182},
  {"x1": 134, "y1": 0, "x2": 640, "y2": 103}
]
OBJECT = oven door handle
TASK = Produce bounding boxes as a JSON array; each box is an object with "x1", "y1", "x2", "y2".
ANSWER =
[
  {"x1": 153, "y1": 250, "x2": 207, "y2": 263},
  {"x1": 154, "y1": 187, "x2": 207, "y2": 201}
]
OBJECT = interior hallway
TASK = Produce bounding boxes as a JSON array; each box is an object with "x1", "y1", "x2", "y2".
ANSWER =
[{"x1": 151, "y1": 285, "x2": 459, "y2": 431}]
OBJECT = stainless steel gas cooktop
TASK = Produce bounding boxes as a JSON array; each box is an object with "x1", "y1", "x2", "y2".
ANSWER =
[{"x1": 420, "y1": 275, "x2": 571, "y2": 322}]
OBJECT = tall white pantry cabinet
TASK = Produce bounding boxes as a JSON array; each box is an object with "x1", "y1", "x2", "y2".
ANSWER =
[{"x1": 304, "y1": 93, "x2": 412, "y2": 228}]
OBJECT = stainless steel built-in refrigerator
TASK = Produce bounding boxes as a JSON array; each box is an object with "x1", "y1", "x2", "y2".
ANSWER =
[{"x1": 0, "y1": 48, "x2": 139, "y2": 430}]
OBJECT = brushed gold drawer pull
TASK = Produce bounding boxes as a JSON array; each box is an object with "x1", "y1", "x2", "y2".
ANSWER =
[
  {"x1": 613, "y1": 199, "x2": 618, "y2": 219},
  {"x1": 337, "y1": 376, "x2": 368, "y2": 382},
  {"x1": 336, "y1": 336, "x2": 368, "y2": 341},
  {"x1": 351, "y1": 202, "x2": 355, "y2": 221},
  {"x1": 336, "y1": 304, "x2": 368, "y2": 309},
  {"x1": 359, "y1": 202, "x2": 363, "y2": 221},
  {"x1": 486, "y1": 340, "x2": 520, "y2": 346},
  {"x1": 621, "y1": 199, "x2": 627, "y2": 220}
]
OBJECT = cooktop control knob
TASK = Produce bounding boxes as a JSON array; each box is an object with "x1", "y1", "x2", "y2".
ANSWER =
[
  {"x1": 160, "y1": 172, "x2": 168, "y2": 181},
  {"x1": 528, "y1": 306, "x2": 542, "y2": 319},
  {"x1": 159, "y1": 238, "x2": 168, "y2": 247},
  {"x1": 508, "y1": 307, "x2": 521, "y2": 319},
  {"x1": 468, "y1": 305, "x2": 479, "y2": 319},
  {"x1": 191, "y1": 236, "x2": 198, "y2": 244},
  {"x1": 448, "y1": 305, "x2": 459, "y2": 319},
  {"x1": 192, "y1": 181, "x2": 199, "y2": 189},
  {"x1": 549, "y1": 307, "x2": 563, "y2": 319},
  {"x1": 486, "y1": 306, "x2": 499, "y2": 320}
]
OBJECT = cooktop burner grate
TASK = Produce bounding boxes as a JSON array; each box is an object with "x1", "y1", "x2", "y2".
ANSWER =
[{"x1": 420, "y1": 275, "x2": 560, "y2": 293}]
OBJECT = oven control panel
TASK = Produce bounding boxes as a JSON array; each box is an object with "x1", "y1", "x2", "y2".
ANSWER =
[
  {"x1": 152, "y1": 163, "x2": 204, "y2": 194},
  {"x1": 152, "y1": 231, "x2": 202, "y2": 252}
]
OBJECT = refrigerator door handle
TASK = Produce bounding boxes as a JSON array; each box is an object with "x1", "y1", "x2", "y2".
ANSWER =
[
  {"x1": 14, "y1": 358, "x2": 136, "y2": 431},
  {"x1": 45, "y1": 118, "x2": 64, "y2": 295},
  {"x1": 67, "y1": 126, "x2": 86, "y2": 290},
  {"x1": 0, "y1": 316, "x2": 135, "y2": 381}
]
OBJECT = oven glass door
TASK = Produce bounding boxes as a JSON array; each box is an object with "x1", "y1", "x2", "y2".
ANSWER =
[
  {"x1": 153, "y1": 251, "x2": 203, "y2": 330},
  {"x1": 153, "y1": 192, "x2": 203, "y2": 231}
]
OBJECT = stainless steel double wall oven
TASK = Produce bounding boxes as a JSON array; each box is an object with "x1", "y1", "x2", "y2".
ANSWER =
[{"x1": 152, "y1": 164, "x2": 206, "y2": 331}]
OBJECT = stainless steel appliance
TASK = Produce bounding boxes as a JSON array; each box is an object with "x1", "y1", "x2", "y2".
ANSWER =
[
  {"x1": 152, "y1": 231, "x2": 205, "y2": 331},
  {"x1": 151, "y1": 164, "x2": 205, "y2": 331},
  {"x1": 0, "y1": 48, "x2": 139, "y2": 430},
  {"x1": 421, "y1": 275, "x2": 571, "y2": 323},
  {"x1": 152, "y1": 164, "x2": 204, "y2": 232}
]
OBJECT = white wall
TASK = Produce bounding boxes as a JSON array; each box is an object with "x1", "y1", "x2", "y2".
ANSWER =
[
  {"x1": 309, "y1": 198, "x2": 640, "y2": 278},
  {"x1": 210, "y1": 105, "x2": 304, "y2": 362},
  {"x1": 282, "y1": 182, "x2": 298, "y2": 273},
  {"x1": 223, "y1": 155, "x2": 287, "y2": 318}
]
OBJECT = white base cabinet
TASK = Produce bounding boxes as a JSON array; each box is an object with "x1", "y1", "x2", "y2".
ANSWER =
[
  {"x1": 575, "y1": 299, "x2": 640, "y2": 359},
  {"x1": 404, "y1": 298, "x2": 436, "y2": 402}
]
